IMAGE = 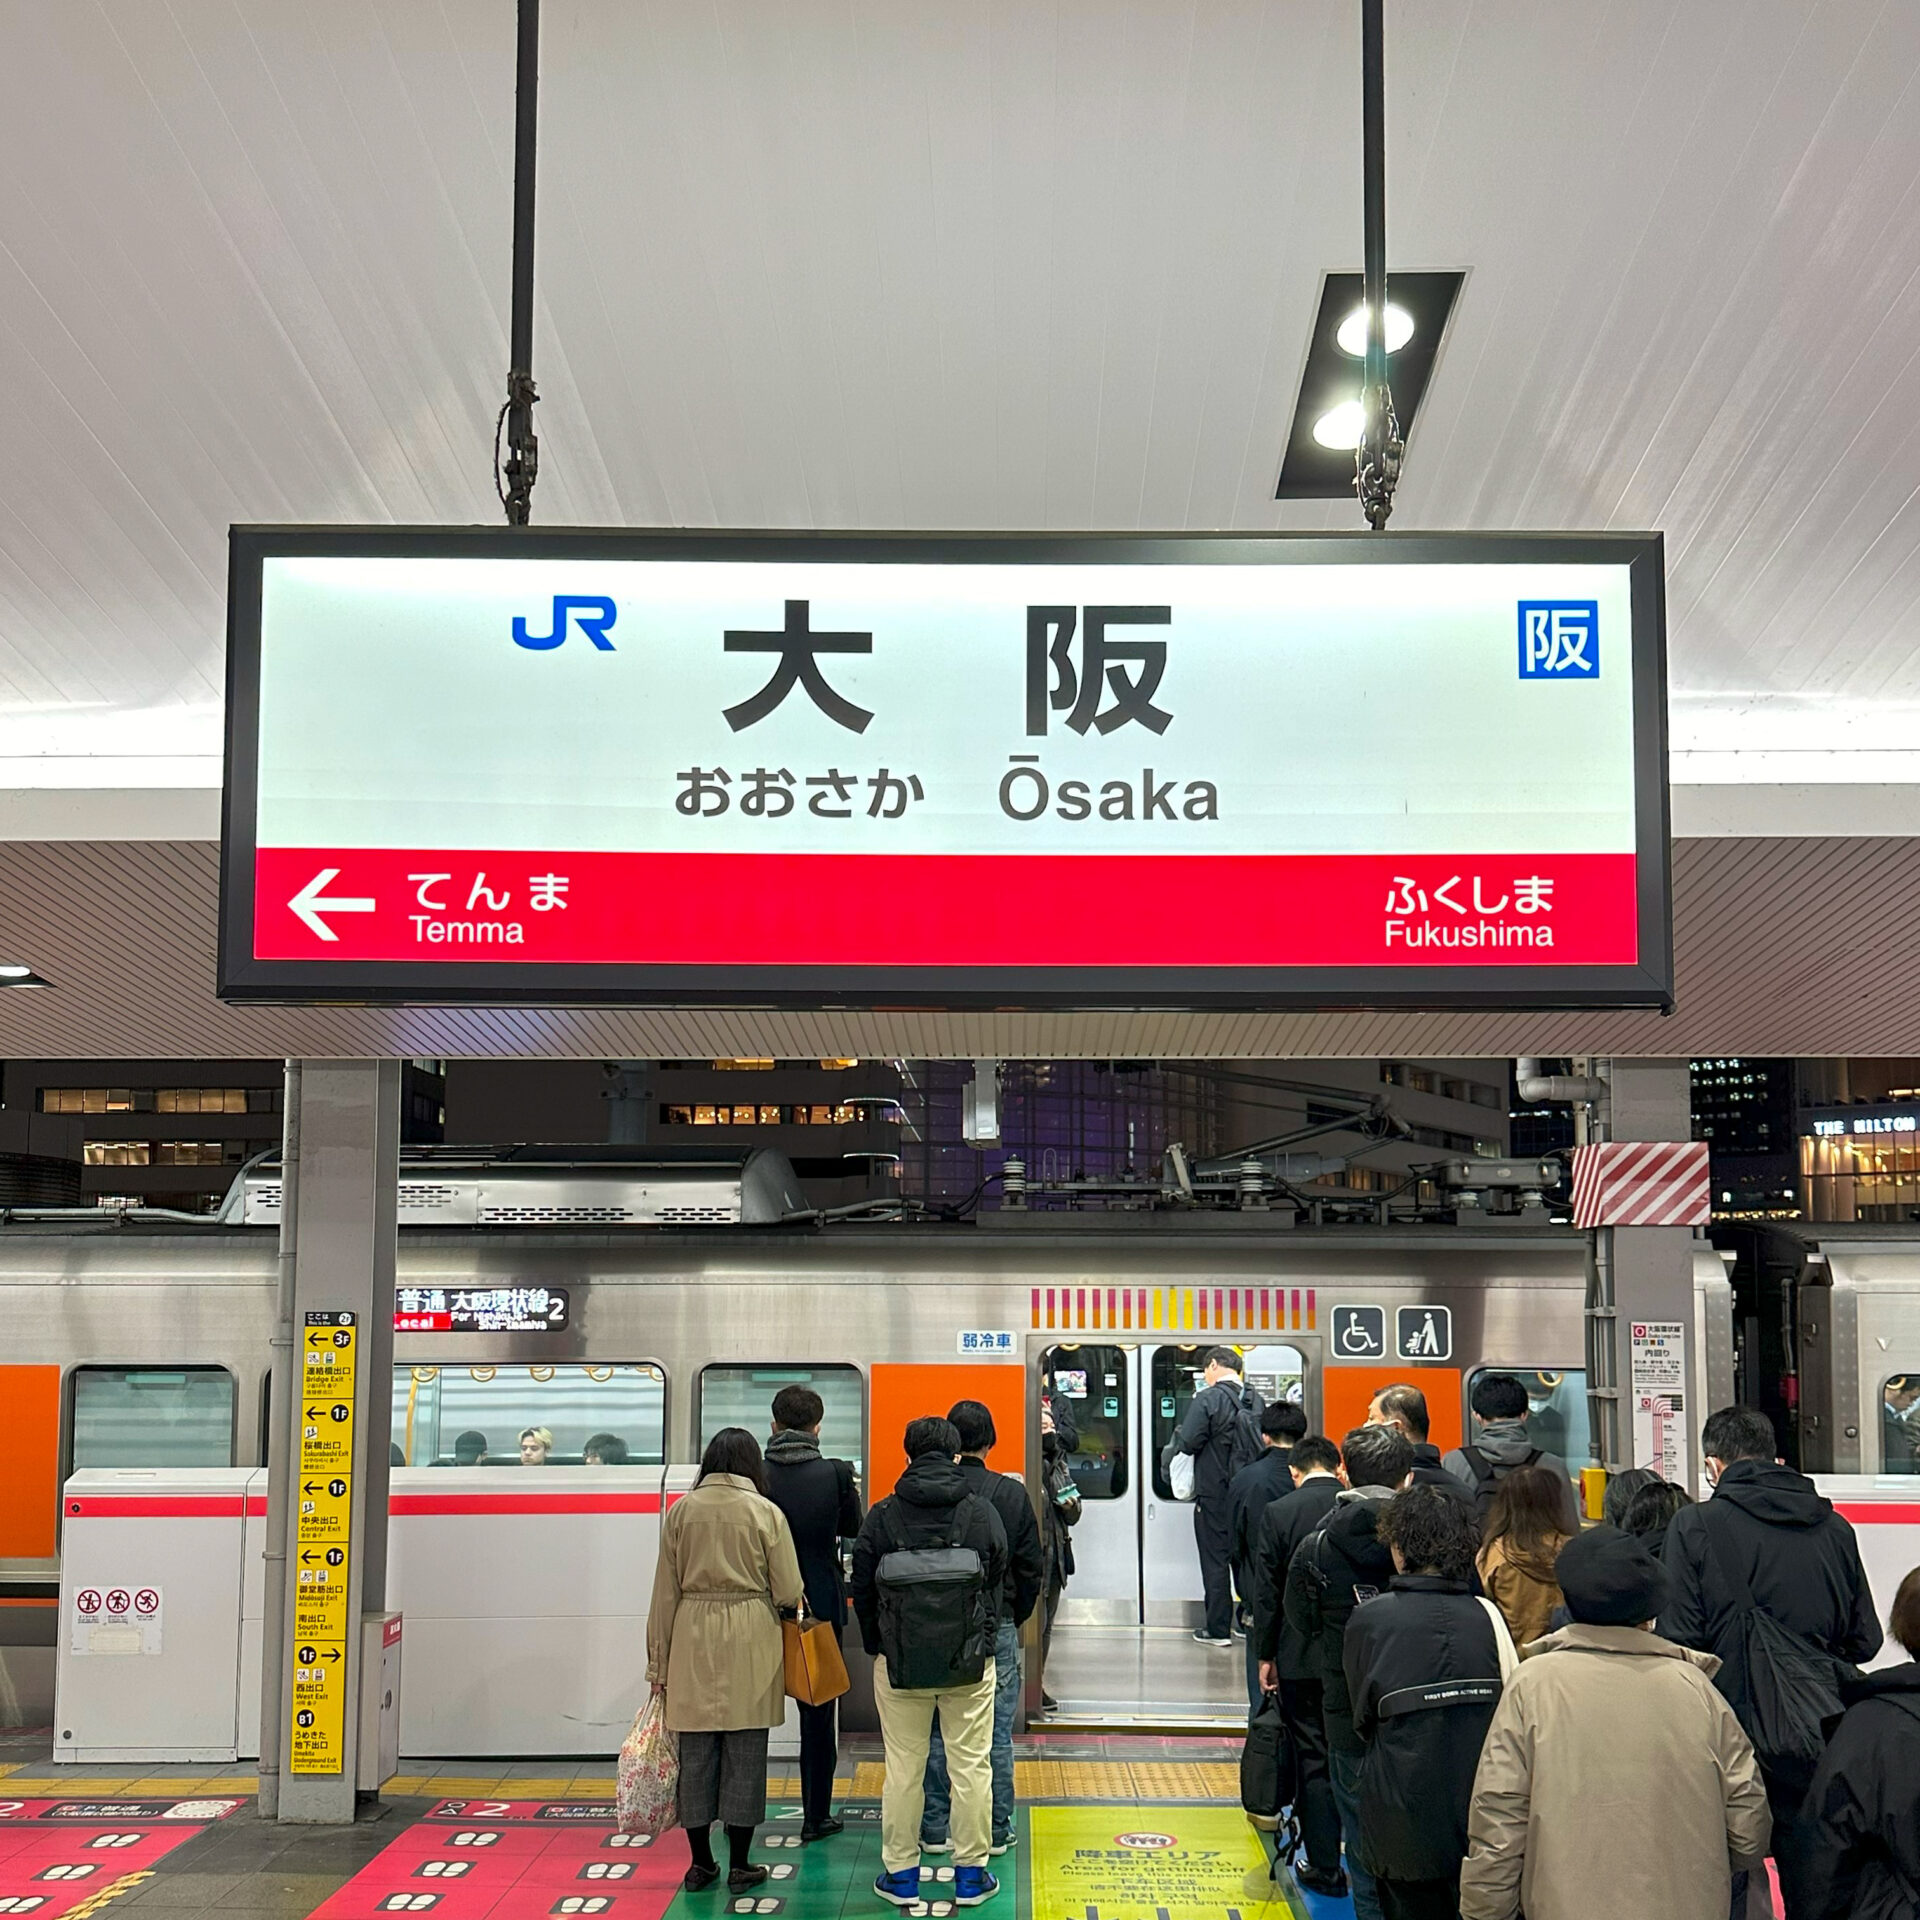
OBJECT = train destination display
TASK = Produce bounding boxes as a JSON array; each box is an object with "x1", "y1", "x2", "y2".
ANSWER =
[{"x1": 220, "y1": 528, "x2": 1670, "y2": 1008}]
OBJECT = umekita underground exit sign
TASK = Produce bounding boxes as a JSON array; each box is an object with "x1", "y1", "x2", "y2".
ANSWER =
[{"x1": 218, "y1": 528, "x2": 1670, "y2": 1010}]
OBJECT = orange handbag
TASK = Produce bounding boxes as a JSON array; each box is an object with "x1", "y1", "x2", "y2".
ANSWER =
[{"x1": 783, "y1": 1607, "x2": 851, "y2": 1706}]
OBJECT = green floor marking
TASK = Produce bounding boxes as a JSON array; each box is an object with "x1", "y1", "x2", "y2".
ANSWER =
[{"x1": 662, "y1": 1803, "x2": 1020, "y2": 1920}]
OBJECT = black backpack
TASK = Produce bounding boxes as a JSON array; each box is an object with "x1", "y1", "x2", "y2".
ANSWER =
[
  {"x1": 1703, "y1": 1519, "x2": 1856, "y2": 1790},
  {"x1": 1458, "y1": 1443, "x2": 1542, "y2": 1519},
  {"x1": 874, "y1": 1496, "x2": 990, "y2": 1690},
  {"x1": 1223, "y1": 1389, "x2": 1268, "y2": 1483}
]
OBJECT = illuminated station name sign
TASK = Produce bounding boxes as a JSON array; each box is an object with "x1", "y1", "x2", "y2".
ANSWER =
[{"x1": 220, "y1": 528, "x2": 1671, "y2": 1010}]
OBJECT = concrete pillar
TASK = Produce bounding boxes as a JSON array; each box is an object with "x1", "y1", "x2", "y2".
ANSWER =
[
  {"x1": 269, "y1": 1060, "x2": 400, "y2": 1823},
  {"x1": 1599, "y1": 1059, "x2": 1701, "y2": 1492}
]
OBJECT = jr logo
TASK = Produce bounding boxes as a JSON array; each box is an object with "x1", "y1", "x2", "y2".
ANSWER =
[
  {"x1": 512, "y1": 594, "x2": 617, "y2": 651},
  {"x1": 1518, "y1": 600, "x2": 1598, "y2": 678}
]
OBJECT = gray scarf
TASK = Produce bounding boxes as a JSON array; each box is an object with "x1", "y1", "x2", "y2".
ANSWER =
[{"x1": 765, "y1": 1428, "x2": 821, "y2": 1465}]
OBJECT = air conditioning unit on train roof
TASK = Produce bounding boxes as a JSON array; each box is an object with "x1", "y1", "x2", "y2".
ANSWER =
[{"x1": 235, "y1": 1144, "x2": 807, "y2": 1229}]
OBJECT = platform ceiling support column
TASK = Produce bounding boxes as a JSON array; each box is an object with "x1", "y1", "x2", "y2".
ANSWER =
[
  {"x1": 271, "y1": 1059, "x2": 400, "y2": 1824},
  {"x1": 1600, "y1": 1059, "x2": 1702, "y2": 1492}
]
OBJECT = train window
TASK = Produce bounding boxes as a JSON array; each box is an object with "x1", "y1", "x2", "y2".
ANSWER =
[
  {"x1": 1148, "y1": 1344, "x2": 1305, "y2": 1499},
  {"x1": 1881, "y1": 1375, "x2": 1920, "y2": 1473},
  {"x1": 1042, "y1": 1344, "x2": 1127, "y2": 1499},
  {"x1": 699, "y1": 1365, "x2": 862, "y2": 1466},
  {"x1": 391, "y1": 1365, "x2": 666, "y2": 1465},
  {"x1": 71, "y1": 1366, "x2": 236, "y2": 1470},
  {"x1": 1465, "y1": 1367, "x2": 1591, "y2": 1478}
]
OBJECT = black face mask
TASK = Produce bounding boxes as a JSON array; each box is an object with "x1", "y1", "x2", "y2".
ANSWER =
[{"x1": 1042, "y1": 1430, "x2": 1060, "y2": 1461}]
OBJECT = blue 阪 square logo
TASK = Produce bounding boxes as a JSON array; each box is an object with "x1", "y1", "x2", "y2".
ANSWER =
[{"x1": 1518, "y1": 600, "x2": 1598, "y2": 678}]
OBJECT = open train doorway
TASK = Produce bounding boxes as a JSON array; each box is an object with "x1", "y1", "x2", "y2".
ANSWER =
[{"x1": 1038, "y1": 1339, "x2": 1305, "y2": 1727}]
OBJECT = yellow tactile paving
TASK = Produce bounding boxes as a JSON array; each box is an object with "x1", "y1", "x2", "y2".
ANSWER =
[{"x1": 0, "y1": 1756, "x2": 1235, "y2": 1803}]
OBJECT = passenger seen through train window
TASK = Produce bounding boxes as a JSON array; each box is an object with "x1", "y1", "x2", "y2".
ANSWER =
[
  {"x1": 453, "y1": 1429, "x2": 488, "y2": 1465},
  {"x1": 584, "y1": 1432, "x2": 630, "y2": 1465},
  {"x1": 519, "y1": 1425, "x2": 554, "y2": 1465},
  {"x1": 1885, "y1": 1377, "x2": 1920, "y2": 1472}
]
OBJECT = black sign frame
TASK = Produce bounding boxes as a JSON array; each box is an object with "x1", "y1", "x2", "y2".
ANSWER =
[{"x1": 220, "y1": 525, "x2": 1672, "y2": 1011}]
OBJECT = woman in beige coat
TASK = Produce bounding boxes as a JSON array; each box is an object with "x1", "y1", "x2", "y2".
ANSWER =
[
  {"x1": 1476, "y1": 1466, "x2": 1572, "y2": 1649},
  {"x1": 648, "y1": 1427, "x2": 805, "y2": 1895}
]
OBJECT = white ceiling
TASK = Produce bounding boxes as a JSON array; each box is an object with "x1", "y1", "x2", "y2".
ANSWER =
[
  {"x1": 4, "y1": 1, "x2": 1920, "y2": 794},
  {"x1": 4, "y1": 4, "x2": 1920, "y2": 1058}
]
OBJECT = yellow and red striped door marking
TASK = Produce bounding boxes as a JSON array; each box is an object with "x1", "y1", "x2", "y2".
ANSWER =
[{"x1": 1029, "y1": 1286, "x2": 1317, "y2": 1335}]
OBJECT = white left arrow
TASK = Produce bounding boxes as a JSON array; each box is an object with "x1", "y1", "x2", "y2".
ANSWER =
[{"x1": 289, "y1": 867, "x2": 376, "y2": 943}]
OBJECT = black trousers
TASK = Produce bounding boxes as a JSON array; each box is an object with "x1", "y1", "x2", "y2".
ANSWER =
[
  {"x1": 1279, "y1": 1676, "x2": 1341, "y2": 1878},
  {"x1": 1195, "y1": 1501, "x2": 1233, "y2": 1639},
  {"x1": 1377, "y1": 1873, "x2": 1461, "y2": 1920},
  {"x1": 797, "y1": 1699, "x2": 838, "y2": 1828}
]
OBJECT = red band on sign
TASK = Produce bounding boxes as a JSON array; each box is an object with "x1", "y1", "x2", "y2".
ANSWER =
[
  {"x1": 1836, "y1": 1503, "x2": 1920, "y2": 1525},
  {"x1": 64, "y1": 1496, "x2": 246, "y2": 1518},
  {"x1": 254, "y1": 847, "x2": 1639, "y2": 968}
]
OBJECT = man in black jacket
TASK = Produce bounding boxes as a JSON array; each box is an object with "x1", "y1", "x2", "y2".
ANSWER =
[
  {"x1": 921, "y1": 1400, "x2": 1044, "y2": 1858},
  {"x1": 1284, "y1": 1423, "x2": 1415, "y2": 1920},
  {"x1": 764, "y1": 1384, "x2": 864, "y2": 1842},
  {"x1": 1253, "y1": 1435, "x2": 1346, "y2": 1897},
  {"x1": 1366, "y1": 1383, "x2": 1477, "y2": 1514},
  {"x1": 851, "y1": 1418, "x2": 1009, "y2": 1908},
  {"x1": 1167, "y1": 1346, "x2": 1266, "y2": 1646},
  {"x1": 1344, "y1": 1486, "x2": 1504, "y2": 1920},
  {"x1": 1229, "y1": 1400, "x2": 1309, "y2": 1709},
  {"x1": 1660, "y1": 1404, "x2": 1882, "y2": 1919}
]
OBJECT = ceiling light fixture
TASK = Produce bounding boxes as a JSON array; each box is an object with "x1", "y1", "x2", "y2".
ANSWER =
[
  {"x1": 1275, "y1": 269, "x2": 1466, "y2": 500},
  {"x1": 1335, "y1": 303, "x2": 1413, "y2": 358},
  {"x1": 1312, "y1": 400, "x2": 1367, "y2": 450}
]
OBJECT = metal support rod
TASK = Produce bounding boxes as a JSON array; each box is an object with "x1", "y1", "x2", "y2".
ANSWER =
[
  {"x1": 1355, "y1": 0, "x2": 1403, "y2": 529},
  {"x1": 499, "y1": 0, "x2": 540, "y2": 525},
  {"x1": 255, "y1": 1060, "x2": 302, "y2": 1819}
]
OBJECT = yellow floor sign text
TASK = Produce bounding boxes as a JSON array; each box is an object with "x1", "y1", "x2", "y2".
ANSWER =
[{"x1": 1027, "y1": 1808, "x2": 1297, "y2": 1920}]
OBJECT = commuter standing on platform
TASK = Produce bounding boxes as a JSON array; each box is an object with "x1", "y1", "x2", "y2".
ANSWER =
[
  {"x1": 1036, "y1": 1387, "x2": 1081, "y2": 1711},
  {"x1": 1284, "y1": 1423, "x2": 1417, "y2": 1920},
  {"x1": 1661, "y1": 1405, "x2": 1882, "y2": 1918},
  {"x1": 1476, "y1": 1467, "x2": 1572, "y2": 1649},
  {"x1": 647, "y1": 1427, "x2": 806, "y2": 1897},
  {"x1": 1253, "y1": 1435, "x2": 1348, "y2": 1899},
  {"x1": 763, "y1": 1384, "x2": 864, "y2": 1843},
  {"x1": 1442, "y1": 1376, "x2": 1580, "y2": 1534},
  {"x1": 1367, "y1": 1384, "x2": 1478, "y2": 1514},
  {"x1": 1345, "y1": 1486, "x2": 1509, "y2": 1920},
  {"x1": 920, "y1": 1400, "x2": 1042, "y2": 1860},
  {"x1": 1800, "y1": 1565, "x2": 1920, "y2": 1919},
  {"x1": 851, "y1": 1417, "x2": 1008, "y2": 1910},
  {"x1": 1459, "y1": 1526, "x2": 1770, "y2": 1920},
  {"x1": 1229, "y1": 1399, "x2": 1309, "y2": 1709},
  {"x1": 1166, "y1": 1347, "x2": 1266, "y2": 1648}
]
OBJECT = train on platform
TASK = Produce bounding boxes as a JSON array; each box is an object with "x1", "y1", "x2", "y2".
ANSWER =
[{"x1": 4, "y1": 1147, "x2": 1917, "y2": 1755}]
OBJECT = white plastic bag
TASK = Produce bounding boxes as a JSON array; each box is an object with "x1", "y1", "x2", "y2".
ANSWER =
[
  {"x1": 1169, "y1": 1449, "x2": 1196, "y2": 1502},
  {"x1": 616, "y1": 1693, "x2": 679, "y2": 1837}
]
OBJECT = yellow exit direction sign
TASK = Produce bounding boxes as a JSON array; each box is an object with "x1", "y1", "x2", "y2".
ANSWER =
[{"x1": 291, "y1": 1311, "x2": 356, "y2": 1775}]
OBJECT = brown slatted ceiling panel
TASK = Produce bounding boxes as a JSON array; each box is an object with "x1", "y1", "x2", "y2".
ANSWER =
[{"x1": 0, "y1": 835, "x2": 1911, "y2": 1058}]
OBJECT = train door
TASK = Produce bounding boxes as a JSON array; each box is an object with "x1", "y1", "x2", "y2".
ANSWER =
[{"x1": 1043, "y1": 1339, "x2": 1307, "y2": 1627}]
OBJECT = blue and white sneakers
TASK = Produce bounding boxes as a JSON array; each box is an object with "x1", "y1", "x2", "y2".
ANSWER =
[
  {"x1": 873, "y1": 1868, "x2": 921, "y2": 1907},
  {"x1": 953, "y1": 1867, "x2": 999, "y2": 1906}
]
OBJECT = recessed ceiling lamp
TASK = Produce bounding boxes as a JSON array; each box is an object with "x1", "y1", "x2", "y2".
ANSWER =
[
  {"x1": 1276, "y1": 270, "x2": 1466, "y2": 500},
  {"x1": 1312, "y1": 400, "x2": 1369, "y2": 450},
  {"x1": 1334, "y1": 302, "x2": 1414, "y2": 357}
]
